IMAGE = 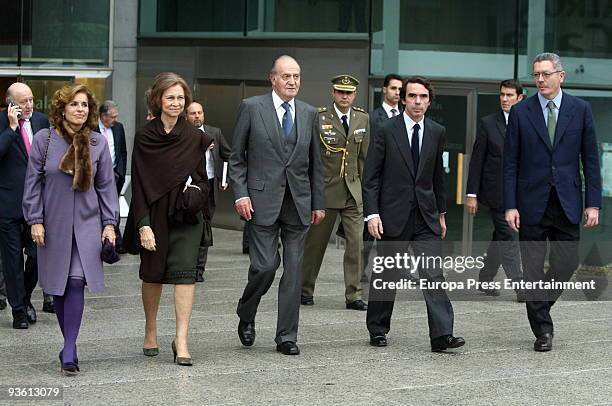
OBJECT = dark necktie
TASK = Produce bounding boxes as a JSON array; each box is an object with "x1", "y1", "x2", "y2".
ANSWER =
[
  {"x1": 341, "y1": 115, "x2": 349, "y2": 135},
  {"x1": 390, "y1": 108, "x2": 397, "y2": 117},
  {"x1": 282, "y1": 102, "x2": 293, "y2": 138},
  {"x1": 411, "y1": 123, "x2": 420, "y2": 172}
]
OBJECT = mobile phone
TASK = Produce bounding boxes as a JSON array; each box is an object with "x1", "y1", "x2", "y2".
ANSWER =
[{"x1": 8, "y1": 101, "x2": 22, "y2": 119}]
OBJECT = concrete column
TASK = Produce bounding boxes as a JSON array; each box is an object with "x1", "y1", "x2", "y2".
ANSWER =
[
  {"x1": 111, "y1": 0, "x2": 138, "y2": 178},
  {"x1": 382, "y1": 0, "x2": 400, "y2": 74},
  {"x1": 526, "y1": 0, "x2": 546, "y2": 72}
]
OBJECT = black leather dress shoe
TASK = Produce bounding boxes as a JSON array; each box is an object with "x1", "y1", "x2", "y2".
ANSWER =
[
  {"x1": 276, "y1": 341, "x2": 300, "y2": 355},
  {"x1": 534, "y1": 333, "x2": 553, "y2": 352},
  {"x1": 431, "y1": 335, "x2": 465, "y2": 352},
  {"x1": 0, "y1": 298, "x2": 6, "y2": 311},
  {"x1": 42, "y1": 299, "x2": 55, "y2": 314},
  {"x1": 478, "y1": 286, "x2": 501, "y2": 296},
  {"x1": 12, "y1": 312, "x2": 29, "y2": 329},
  {"x1": 26, "y1": 303, "x2": 37, "y2": 324},
  {"x1": 301, "y1": 295, "x2": 314, "y2": 306},
  {"x1": 238, "y1": 320, "x2": 255, "y2": 346},
  {"x1": 116, "y1": 246, "x2": 127, "y2": 254},
  {"x1": 346, "y1": 300, "x2": 368, "y2": 311},
  {"x1": 369, "y1": 334, "x2": 387, "y2": 347}
]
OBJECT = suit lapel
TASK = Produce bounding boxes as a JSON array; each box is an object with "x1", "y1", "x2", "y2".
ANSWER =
[
  {"x1": 390, "y1": 116, "x2": 415, "y2": 178},
  {"x1": 15, "y1": 122, "x2": 29, "y2": 161},
  {"x1": 553, "y1": 94, "x2": 575, "y2": 149},
  {"x1": 287, "y1": 99, "x2": 307, "y2": 164},
  {"x1": 416, "y1": 119, "x2": 433, "y2": 179},
  {"x1": 258, "y1": 93, "x2": 284, "y2": 159},
  {"x1": 525, "y1": 95, "x2": 552, "y2": 151},
  {"x1": 495, "y1": 110, "x2": 506, "y2": 139}
]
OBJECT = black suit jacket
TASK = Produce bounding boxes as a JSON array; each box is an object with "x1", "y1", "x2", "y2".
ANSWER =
[
  {"x1": 466, "y1": 111, "x2": 506, "y2": 209},
  {"x1": 110, "y1": 121, "x2": 128, "y2": 193},
  {"x1": 363, "y1": 115, "x2": 446, "y2": 237},
  {"x1": 369, "y1": 106, "x2": 388, "y2": 138},
  {"x1": 202, "y1": 123, "x2": 231, "y2": 190},
  {"x1": 0, "y1": 111, "x2": 49, "y2": 219}
]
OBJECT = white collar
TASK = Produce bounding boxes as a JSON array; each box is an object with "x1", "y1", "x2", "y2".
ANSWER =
[
  {"x1": 403, "y1": 112, "x2": 425, "y2": 131},
  {"x1": 272, "y1": 90, "x2": 295, "y2": 111},
  {"x1": 538, "y1": 89, "x2": 563, "y2": 110},
  {"x1": 382, "y1": 101, "x2": 399, "y2": 116},
  {"x1": 333, "y1": 103, "x2": 351, "y2": 121}
]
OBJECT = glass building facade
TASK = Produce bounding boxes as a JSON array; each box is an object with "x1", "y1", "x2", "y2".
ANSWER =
[{"x1": 2, "y1": 0, "x2": 611, "y2": 243}]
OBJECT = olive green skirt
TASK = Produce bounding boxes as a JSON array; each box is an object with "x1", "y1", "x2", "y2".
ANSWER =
[{"x1": 162, "y1": 213, "x2": 204, "y2": 285}]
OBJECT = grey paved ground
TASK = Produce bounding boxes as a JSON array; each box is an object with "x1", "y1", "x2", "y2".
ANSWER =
[{"x1": 1, "y1": 228, "x2": 611, "y2": 406}]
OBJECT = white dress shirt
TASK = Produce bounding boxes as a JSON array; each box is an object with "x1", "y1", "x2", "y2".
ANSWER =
[
  {"x1": 382, "y1": 101, "x2": 400, "y2": 118},
  {"x1": 199, "y1": 125, "x2": 216, "y2": 179},
  {"x1": 98, "y1": 121, "x2": 116, "y2": 167},
  {"x1": 334, "y1": 103, "x2": 351, "y2": 129},
  {"x1": 272, "y1": 90, "x2": 295, "y2": 127}
]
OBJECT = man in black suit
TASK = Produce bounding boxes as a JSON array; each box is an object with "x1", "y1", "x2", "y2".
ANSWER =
[
  {"x1": 186, "y1": 101, "x2": 231, "y2": 281},
  {"x1": 363, "y1": 76, "x2": 464, "y2": 352},
  {"x1": 370, "y1": 73, "x2": 403, "y2": 137},
  {"x1": 0, "y1": 82, "x2": 49, "y2": 328},
  {"x1": 466, "y1": 79, "x2": 524, "y2": 301},
  {"x1": 362, "y1": 73, "x2": 403, "y2": 282},
  {"x1": 98, "y1": 101, "x2": 128, "y2": 252}
]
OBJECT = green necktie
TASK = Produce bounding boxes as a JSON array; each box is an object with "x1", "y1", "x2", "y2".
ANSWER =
[{"x1": 547, "y1": 100, "x2": 556, "y2": 145}]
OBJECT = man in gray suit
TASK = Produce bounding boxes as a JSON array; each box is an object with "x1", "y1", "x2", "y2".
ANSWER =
[{"x1": 229, "y1": 55, "x2": 326, "y2": 355}]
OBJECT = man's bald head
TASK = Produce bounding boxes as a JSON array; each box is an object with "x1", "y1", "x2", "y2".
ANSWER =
[
  {"x1": 6, "y1": 82, "x2": 34, "y2": 119},
  {"x1": 269, "y1": 55, "x2": 301, "y2": 101},
  {"x1": 186, "y1": 101, "x2": 205, "y2": 128}
]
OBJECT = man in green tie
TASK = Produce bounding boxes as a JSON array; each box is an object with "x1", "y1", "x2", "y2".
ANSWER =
[{"x1": 503, "y1": 53, "x2": 602, "y2": 352}]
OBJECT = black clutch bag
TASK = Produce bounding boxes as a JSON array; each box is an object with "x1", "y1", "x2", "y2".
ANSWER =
[
  {"x1": 173, "y1": 184, "x2": 206, "y2": 225},
  {"x1": 101, "y1": 238, "x2": 120, "y2": 264}
]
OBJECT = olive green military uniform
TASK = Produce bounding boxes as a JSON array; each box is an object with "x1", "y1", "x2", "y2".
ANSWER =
[{"x1": 302, "y1": 103, "x2": 369, "y2": 303}]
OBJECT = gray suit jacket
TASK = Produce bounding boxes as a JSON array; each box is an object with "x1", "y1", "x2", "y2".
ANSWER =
[{"x1": 229, "y1": 92, "x2": 325, "y2": 226}]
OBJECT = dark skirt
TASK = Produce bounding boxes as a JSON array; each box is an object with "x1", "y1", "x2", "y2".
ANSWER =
[{"x1": 162, "y1": 212, "x2": 204, "y2": 284}]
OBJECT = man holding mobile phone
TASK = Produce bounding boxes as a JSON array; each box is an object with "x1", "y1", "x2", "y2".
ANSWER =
[{"x1": 0, "y1": 82, "x2": 50, "y2": 329}]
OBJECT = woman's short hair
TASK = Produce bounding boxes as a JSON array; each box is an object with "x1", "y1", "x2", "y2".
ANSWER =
[
  {"x1": 148, "y1": 72, "x2": 192, "y2": 118},
  {"x1": 49, "y1": 84, "x2": 99, "y2": 131}
]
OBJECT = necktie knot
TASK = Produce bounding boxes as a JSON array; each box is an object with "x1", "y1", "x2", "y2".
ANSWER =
[
  {"x1": 390, "y1": 108, "x2": 397, "y2": 117},
  {"x1": 547, "y1": 100, "x2": 556, "y2": 110},
  {"x1": 282, "y1": 102, "x2": 291, "y2": 113}
]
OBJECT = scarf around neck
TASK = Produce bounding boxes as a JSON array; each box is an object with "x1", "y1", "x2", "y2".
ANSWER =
[{"x1": 57, "y1": 124, "x2": 93, "y2": 192}]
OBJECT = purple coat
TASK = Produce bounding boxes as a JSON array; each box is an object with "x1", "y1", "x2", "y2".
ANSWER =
[{"x1": 22, "y1": 128, "x2": 119, "y2": 295}]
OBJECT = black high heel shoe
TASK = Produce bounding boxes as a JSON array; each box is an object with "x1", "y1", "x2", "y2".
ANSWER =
[{"x1": 171, "y1": 340, "x2": 192, "y2": 366}]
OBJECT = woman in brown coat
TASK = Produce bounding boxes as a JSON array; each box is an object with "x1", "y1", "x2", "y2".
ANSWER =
[{"x1": 125, "y1": 72, "x2": 211, "y2": 366}]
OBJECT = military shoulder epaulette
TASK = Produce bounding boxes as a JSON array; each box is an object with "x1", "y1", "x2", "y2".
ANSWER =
[
  {"x1": 318, "y1": 106, "x2": 327, "y2": 113},
  {"x1": 352, "y1": 106, "x2": 367, "y2": 113}
]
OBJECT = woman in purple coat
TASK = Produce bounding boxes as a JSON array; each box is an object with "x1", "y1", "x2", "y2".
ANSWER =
[{"x1": 23, "y1": 84, "x2": 118, "y2": 376}]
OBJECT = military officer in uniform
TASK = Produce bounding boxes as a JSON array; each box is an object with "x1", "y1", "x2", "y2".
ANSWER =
[{"x1": 301, "y1": 75, "x2": 369, "y2": 310}]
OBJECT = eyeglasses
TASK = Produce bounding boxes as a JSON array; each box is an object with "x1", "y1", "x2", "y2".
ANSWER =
[{"x1": 531, "y1": 71, "x2": 562, "y2": 79}]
